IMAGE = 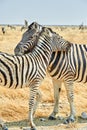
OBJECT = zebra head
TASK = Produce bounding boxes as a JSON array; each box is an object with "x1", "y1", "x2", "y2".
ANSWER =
[
  {"x1": 14, "y1": 22, "x2": 71, "y2": 55},
  {"x1": 14, "y1": 22, "x2": 42, "y2": 55},
  {"x1": 45, "y1": 27, "x2": 71, "y2": 52},
  {"x1": 53, "y1": 33, "x2": 71, "y2": 52},
  {"x1": 36, "y1": 27, "x2": 71, "y2": 52}
]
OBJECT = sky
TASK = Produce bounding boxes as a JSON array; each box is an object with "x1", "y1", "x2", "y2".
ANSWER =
[{"x1": 0, "y1": 0, "x2": 87, "y2": 25}]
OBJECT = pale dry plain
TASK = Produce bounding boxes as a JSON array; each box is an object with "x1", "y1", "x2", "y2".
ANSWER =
[{"x1": 0, "y1": 25, "x2": 87, "y2": 130}]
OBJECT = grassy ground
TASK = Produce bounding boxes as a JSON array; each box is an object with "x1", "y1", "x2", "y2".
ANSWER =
[{"x1": 1, "y1": 117, "x2": 87, "y2": 130}]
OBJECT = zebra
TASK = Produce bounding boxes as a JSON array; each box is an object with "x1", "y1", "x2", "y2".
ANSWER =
[
  {"x1": 14, "y1": 22, "x2": 87, "y2": 124},
  {"x1": 0, "y1": 27, "x2": 63, "y2": 130},
  {"x1": 1, "y1": 27, "x2": 5, "y2": 34},
  {"x1": 7, "y1": 25, "x2": 16, "y2": 30}
]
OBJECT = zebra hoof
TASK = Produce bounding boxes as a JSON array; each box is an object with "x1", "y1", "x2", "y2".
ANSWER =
[
  {"x1": 4, "y1": 128, "x2": 8, "y2": 130},
  {"x1": 31, "y1": 128, "x2": 37, "y2": 130},
  {"x1": 2, "y1": 127, "x2": 8, "y2": 130},
  {"x1": 2, "y1": 125, "x2": 8, "y2": 130},
  {"x1": 48, "y1": 116, "x2": 56, "y2": 120},
  {"x1": 63, "y1": 117, "x2": 75, "y2": 124}
]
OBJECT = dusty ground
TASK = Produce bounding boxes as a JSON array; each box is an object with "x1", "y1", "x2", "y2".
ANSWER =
[{"x1": 0, "y1": 25, "x2": 87, "y2": 130}]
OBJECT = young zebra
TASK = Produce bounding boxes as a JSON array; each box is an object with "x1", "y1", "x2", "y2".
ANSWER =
[
  {"x1": 14, "y1": 22, "x2": 87, "y2": 124},
  {"x1": 0, "y1": 27, "x2": 62, "y2": 130}
]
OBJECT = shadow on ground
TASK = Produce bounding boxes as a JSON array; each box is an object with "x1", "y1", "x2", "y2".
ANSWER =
[{"x1": 2, "y1": 116, "x2": 87, "y2": 129}]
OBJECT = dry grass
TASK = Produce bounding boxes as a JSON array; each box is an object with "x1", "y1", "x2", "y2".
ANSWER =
[{"x1": 0, "y1": 25, "x2": 87, "y2": 129}]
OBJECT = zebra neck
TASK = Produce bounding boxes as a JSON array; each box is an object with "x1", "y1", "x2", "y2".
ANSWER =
[{"x1": 31, "y1": 40, "x2": 52, "y2": 66}]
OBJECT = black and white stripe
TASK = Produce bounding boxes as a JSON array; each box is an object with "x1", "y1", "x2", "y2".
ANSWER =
[{"x1": 14, "y1": 22, "x2": 87, "y2": 124}]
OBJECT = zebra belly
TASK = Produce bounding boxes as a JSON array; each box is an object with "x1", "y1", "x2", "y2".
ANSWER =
[
  {"x1": 74, "y1": 61, "x2": 87, "y2": 83},
  {"x1": 48, "y1": 68, "x2": 67, "y2": 82}
]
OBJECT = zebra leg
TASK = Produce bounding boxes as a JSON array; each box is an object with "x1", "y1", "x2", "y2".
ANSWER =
[
  {"x1": 64, "y1": 81, "x2": 76, "y2": 124},
  {"x1": 28, "y1": 85, "x2": 39, "y2": 130},
  {"x1": 33, "y1": 90, "x2": 42, "y2": 115},
  {"x1": 49, "y1": 80, "x2": 62, "y2": 120}
]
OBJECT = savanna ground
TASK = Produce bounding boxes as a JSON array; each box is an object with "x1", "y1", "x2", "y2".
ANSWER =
[{"x1": 0, "y1": 25, "x2": 87, "y2": 130}]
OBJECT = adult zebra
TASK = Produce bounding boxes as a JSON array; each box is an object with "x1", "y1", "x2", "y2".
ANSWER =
[
  {"x1": 14, "y1": 22, "x2": 87, "y2": 124},
  {"x1": 0, "y1": 27, "x2": 63, "y2": 130}
]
